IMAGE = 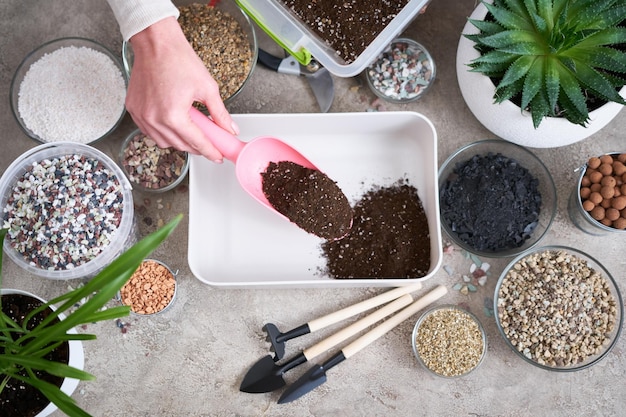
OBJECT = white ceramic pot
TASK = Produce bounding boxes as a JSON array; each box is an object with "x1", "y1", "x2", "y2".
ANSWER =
[
  {"x1": 1, "y1": 289, "x2": 85, "y2": 417},
  {"x1": 456, "y1": 2, "x2": 626, "y2": 148}
]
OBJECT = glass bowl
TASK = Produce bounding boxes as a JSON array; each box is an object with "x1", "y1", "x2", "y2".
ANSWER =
[
  {"x1": 119, "y1": 259, "x2": 178, "y2": 316},
  {"x1": 122, "y1": 0, "x2": 257, "y2": 105},
  {"x1": 119, "y1": 128, "x2": 190, "y2": 193},
  {"x1": 494, "y1": 245, "x2": 623, "y2": 371},
  {"x1": 365, "y1": 38, "x2": 436, "y2": 104},
  {"x1": 0, "y1": 142, "x2": 135, "y2": 280},
  {"x1": 438, "y1": 139, "x2": 557, "y2": 258},
  {"x1": 10, "y1": 37, "x2": 127, "y2": 145},
  {"x1": 412, "y1": 304, "x2": 487, "y2": 378}
]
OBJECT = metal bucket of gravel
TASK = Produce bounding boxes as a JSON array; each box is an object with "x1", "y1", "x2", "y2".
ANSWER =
[{"x1": 0, "y1": 142, "x2": 135, "y2": 280}]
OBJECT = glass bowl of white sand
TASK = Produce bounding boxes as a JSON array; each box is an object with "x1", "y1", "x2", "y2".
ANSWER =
[{"x1": 10, "y1": 37, "x2": 127, "y2": 145}]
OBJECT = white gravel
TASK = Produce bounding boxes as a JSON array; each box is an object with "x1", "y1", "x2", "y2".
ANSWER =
[{"x1": 17, "y1": 45, "x2": 126, "y2": 143}]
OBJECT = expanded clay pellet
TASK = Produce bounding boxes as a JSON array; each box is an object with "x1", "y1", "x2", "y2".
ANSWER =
[
  {"x1": 121, "y1": 261, "x2": 176, "y2": 315},
  {"x1": 17, "y1": 45, "x2": 126, "y2": 143}
]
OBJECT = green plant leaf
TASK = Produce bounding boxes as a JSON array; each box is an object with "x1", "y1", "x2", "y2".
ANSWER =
[
  {"x1": 467, "y1": 18, "x2": 503, "y2": 36},
  {"x1": 576, "y1": 27, "x2": 626, "y2": 48},
  {"x1": 0, "y1": 354, "x2": 95, "y2": 380},
  {"x1": 530, "y1": 91, "x2": 552, "y2": 128},
  {"x1": 544, "y1": 57, "x2": 561, "y2": 111},
  {"x1": 13, "y1": 373, "x2": 92, "y2": 417},
  {"x1": 477, "y1": 30, "x2": 538, "y2": 48},
  {"x1": 499, "y1": 55, "x2": 536, "y2": 88},
  {"x1": 486, "y1": 1, "x2": 535, "y2": 31},
  {"x1": 521, "y1": 57, "x2": 544, "y2": 110},
  {"x1": 573, "y1": 61, "x2": 626, "y2": 105},
  {"x1": 558, "y1": 65, "x2": 590, "y2": 115}
]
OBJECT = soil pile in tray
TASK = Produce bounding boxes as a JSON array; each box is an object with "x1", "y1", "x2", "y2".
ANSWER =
[
  {"x1": 280, "y1": 0, "x2": 410, "y2": 63},
  {"x1": 321, "y1": 179, "x2": 431, "y2": 278},
  {"x1": 261, "y1": 161, "x2": 353, "y2": 240}
]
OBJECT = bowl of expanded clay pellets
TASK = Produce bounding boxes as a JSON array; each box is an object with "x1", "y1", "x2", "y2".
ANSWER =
[
  {"x1": 438, "y1": 139, "x2": 557, "y2": 258},
  {"x1": 0, "y1": 142, "x2": 135, "y2": 280},
  {"x1": 412, "y1": 305, "x2": 487, "y2": 378},
  {"x1": 365, "y1": 38, "x2": 435, "y2": 103},
  {"x1": 120, "y1": 259, "x2": 177, "y2": 315},
  {"x1": 568, "y1": 153, "x2": 626, "y2": 235},
  {"x1": 120, "y1": 129, "x2": 189, "y2": 193},
  {"x1": 122, "y1": 0, "x2": 257, "y2": 105},
  {"x1": 10, "y1": 37, "x2": 127, "y2": 144},
  {"x1": 495, "y1": 246, "x2": 623, "y2": 371}
]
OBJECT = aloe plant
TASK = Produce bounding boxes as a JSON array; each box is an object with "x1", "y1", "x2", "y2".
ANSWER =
[
  {"x1": 465, "y1": 0, "x2": 626, "y2": 128},
  {"x1": 0, "y1": 214, "x2": 182, "y2": 417}
]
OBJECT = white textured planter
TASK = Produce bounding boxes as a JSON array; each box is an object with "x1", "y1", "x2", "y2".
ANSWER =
[
  {"x1": 1, "y1": 289, "x2": 85, "y2": 417},
  {"x1": 457, "y1": 2, "x2": 626, "y2": 148}
]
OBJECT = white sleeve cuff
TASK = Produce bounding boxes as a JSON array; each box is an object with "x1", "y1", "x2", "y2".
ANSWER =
[{"x1": 106, "y1": 0, "x2": 180, "y2": 41}]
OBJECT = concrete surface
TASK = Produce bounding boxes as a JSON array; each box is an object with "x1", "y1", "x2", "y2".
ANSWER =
[{"x1": 1, "y1": 0, "x2": 625, "y2": 416}]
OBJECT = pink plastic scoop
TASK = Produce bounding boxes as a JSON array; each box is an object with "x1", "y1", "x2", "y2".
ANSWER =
[{"x1": 190, "y1": 107, "x2": 318, "y2": 211}]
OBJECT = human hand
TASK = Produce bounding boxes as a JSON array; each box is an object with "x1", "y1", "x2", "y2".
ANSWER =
[{"x1": 126, "y1": 16, "x2": 239, "y2": 163}]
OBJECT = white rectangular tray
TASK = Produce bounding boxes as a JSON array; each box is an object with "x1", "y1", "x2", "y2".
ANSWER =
[{"x1": 188, "y1": 112, "x2": 442, "y2": 288}]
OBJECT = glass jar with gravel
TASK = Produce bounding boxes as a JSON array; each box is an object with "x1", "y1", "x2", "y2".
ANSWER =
[
  {"x1": 0, "y1": 142, "x2": 135, "y2": 280},
  {"x1": 494, "y1": 246, "x2": 623, "y2": 371},
  {"x1": 122, "y1": 0, "x2": 257, "y2": 105},
  {"x1": 120, "y1": 129, "x2": 189, "y2": 193},
  {"x1": 412, "y1": 305, "x2": 487, "y2": 378}
]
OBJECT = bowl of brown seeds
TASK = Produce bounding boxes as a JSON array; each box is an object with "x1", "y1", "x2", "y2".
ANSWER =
[
  {"x1": 412, "y1": 304, "x2": 487, "y2": 378},
  {"x1": 122, "y1": 0, "x2": 257, "y2": 105},
  {"x1": 495, "y1": 246, "x2": 623, "y2": 371}
]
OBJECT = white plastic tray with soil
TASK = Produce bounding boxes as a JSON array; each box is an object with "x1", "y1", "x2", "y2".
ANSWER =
[{"x1": 188, "y1": 112, "x2": 442, "y2": 288}]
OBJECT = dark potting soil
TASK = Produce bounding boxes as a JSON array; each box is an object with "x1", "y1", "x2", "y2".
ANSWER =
[
  {"x1": 439, "y1": 152, "x2": 542, "y2": 252},
  {"x1": 279, "y1": 0, "x2": 410, "y2": 63},
  {"x1": 321, "y1": 180, "x2": 431, "y2": 279},
  {"x1": 261, "y1": 161, "x2": 353, "y2": 240},
  {"x1": 0, "y1": 294, "x2": 69, "y2": 417}
]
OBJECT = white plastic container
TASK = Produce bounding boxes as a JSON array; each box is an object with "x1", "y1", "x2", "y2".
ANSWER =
[
  {"x1": 0, "y1": 142, "x2": 135, "y2": 280},
  {"x1": 188, "y1": 111, "x2": 442, "y2": 288},
  {"x1": 235, "y1": 0, "x2": 431, "y2": 77}
]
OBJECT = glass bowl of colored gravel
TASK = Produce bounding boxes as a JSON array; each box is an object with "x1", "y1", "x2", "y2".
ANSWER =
[
  {"x1": 494, "y1": 246, "x2": 623, "y2": 371},
  {"x1": 365, "y1": 38, "x2": 435, "y2": 103},
  {"x1": 0, "y1": 142, "x2": 135, "y2": 280},
  {"x1": 10, "y1": 37, "x2": 127, "y2": 145},
  {"x1": 438, "y1": 139, "x2": 557, "y2": 258},
  {"x1": 120, "y1": 129, "x2": 190, "y2": 193},
  {"x1": 122, "y1": 0, "x2": 257, "y2": 105},
  {"x1": 412, "y1": 304, "x2": 487, "y2": 378}
]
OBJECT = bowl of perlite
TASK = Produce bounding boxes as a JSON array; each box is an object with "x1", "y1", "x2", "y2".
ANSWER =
[
  {"x1": 122, "y1": 0, "x2": 257, "y2": 105},
  {"x1": 494, "y1": 245, "x2": 623, "y2": 371}
]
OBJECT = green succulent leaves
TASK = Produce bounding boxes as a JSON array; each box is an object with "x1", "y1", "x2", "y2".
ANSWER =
[{"x1": 466, "y1": 0, "x2": 626, "y2": 128}]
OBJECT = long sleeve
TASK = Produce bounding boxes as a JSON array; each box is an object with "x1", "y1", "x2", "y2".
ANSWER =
[{"x1": 106, "y1": 0, "x2": 180, "y2": 41}]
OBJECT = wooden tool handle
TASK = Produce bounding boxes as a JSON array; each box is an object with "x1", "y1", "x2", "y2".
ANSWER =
[
  {"x1": 303, "y1": 294, "x2": 413, "y2": 360},
  {"x1": 342, "y1": 285, "x2": 448, "y2": 359},
  {"x1": 307, "y1": 282, "x2": 423, "y2": 332}
]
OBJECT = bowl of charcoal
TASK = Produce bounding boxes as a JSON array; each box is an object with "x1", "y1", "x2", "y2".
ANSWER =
[{"x1": 438, "y1": 139, "x2": 557, "y2": 258}]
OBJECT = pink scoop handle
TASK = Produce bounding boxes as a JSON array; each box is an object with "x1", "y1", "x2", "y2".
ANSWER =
[{"x1": 189, "y1": 108, "x2": 244, "y2": 162}]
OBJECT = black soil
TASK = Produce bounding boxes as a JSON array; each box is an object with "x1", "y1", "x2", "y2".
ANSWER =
[
  {"x1": 321, "y1": 180, "x2": 431, "y2": 279},
  {"x1": 439, "y1": 152, "x2": 542, "y2": 252},
  {"x1": 280, "y1": 0, "x2": 410, "y2": 63},
  {"x1": 0, "y1": 294, "x2": 69, "y2": 417},
  {"x1": 261, "y1": 161, "x2": 353, "y2": 240}
]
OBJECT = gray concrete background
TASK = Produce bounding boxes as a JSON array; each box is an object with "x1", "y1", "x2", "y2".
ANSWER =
[{"x1": 1, "y1": 0, "x2": 625, "y2": 416}]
